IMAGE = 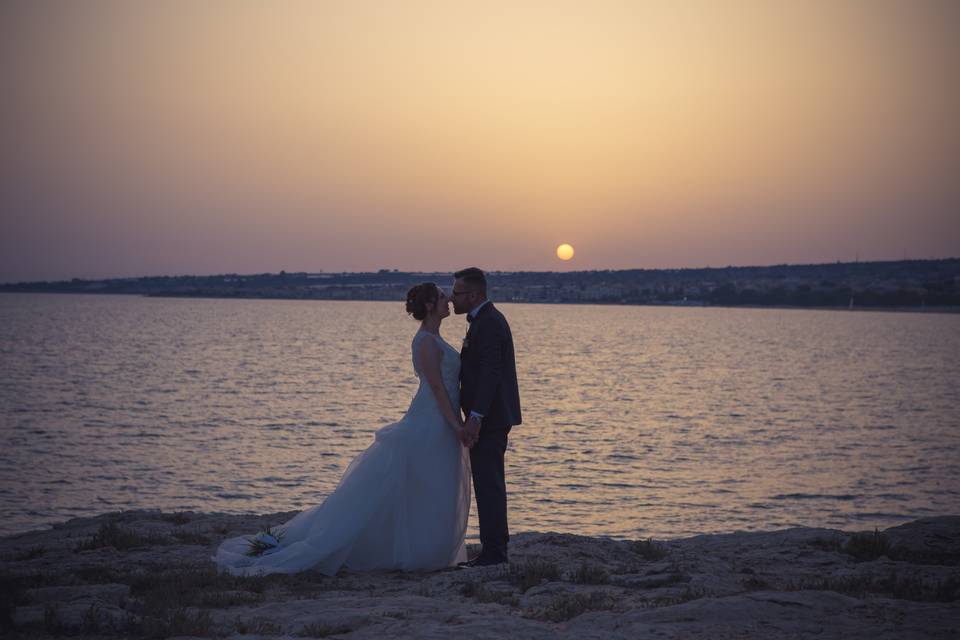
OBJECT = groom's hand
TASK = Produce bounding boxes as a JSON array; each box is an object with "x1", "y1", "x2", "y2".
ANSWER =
[
  {"x1": 458, "y1": 426, "x2": 477, "y2": 448},
  {"x1": 463, "y1": 415, "x2": 481, "y2": 448}
]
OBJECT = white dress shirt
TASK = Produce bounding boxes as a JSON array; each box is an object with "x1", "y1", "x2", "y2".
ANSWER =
[{"x1": 467, "y1": 299, "x2": 491, "y2": 420}]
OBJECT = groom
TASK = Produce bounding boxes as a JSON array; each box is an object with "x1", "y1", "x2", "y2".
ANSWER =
[{"x1": 452, "y1": 267, "x2": 522, "y2": 567}]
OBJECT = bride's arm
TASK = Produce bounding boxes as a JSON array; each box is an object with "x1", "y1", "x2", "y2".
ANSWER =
[{"x1": 415, "y1": 338, "x2": 464, "y2": 434}]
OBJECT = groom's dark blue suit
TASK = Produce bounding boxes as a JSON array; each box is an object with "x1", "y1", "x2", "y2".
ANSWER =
[{"x1": 460, "y1": 301, "x2": 521, "y2": 563}]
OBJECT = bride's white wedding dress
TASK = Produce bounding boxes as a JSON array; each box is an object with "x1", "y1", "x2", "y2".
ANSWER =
[{"x1": 214, "y1": 331, "x2": 470, "y2": 576}]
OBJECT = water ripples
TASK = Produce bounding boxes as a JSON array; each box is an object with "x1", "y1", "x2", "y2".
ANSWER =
[{"x1": 1, "y1": 294, "x2": 959, "y2": 539}]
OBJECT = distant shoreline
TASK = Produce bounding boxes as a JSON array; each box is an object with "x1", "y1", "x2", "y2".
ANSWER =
[
  {"x1": 3, "y1": 258, "x2": 958, "y2": 311},
  {"x1": 2, "y1": 288, "x2": 958, "y2": 315}
]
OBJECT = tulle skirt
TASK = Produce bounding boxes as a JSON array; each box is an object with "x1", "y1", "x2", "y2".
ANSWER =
[{"x1": 214, "y1": 414, "x2": 471, "y2": 576}]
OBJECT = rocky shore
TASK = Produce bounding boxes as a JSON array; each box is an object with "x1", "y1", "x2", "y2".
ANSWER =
[{"x1": 2, "y1": 511, "x2": 958, "y2": 639}]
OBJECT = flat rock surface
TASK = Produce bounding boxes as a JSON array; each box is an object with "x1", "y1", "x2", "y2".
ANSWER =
[{"x1": 1, "y1": 511, "x2": 958, "y2": 638}]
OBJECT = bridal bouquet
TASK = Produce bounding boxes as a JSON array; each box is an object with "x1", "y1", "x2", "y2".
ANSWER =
[{"x1": 245, "y1": 526, "x2": 286, "y2": 557}]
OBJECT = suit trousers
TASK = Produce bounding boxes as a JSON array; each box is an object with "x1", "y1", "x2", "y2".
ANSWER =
[{"x1": 469, "y1": 426, "x2": 510, "y2": 561}]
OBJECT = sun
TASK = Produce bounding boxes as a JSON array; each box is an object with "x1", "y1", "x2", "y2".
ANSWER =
[{"x1": 556, "y1": 243, "x2": 575, "y2": 261}]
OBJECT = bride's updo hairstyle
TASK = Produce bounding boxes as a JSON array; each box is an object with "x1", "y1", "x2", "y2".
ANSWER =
[{"x1": 405, "y1": 282, "x2": 439, "y2": 321}]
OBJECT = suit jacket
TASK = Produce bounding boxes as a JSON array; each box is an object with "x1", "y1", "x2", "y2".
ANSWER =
[{"x1": 459, "y1": 302, "x2": 522, "y2": 430}]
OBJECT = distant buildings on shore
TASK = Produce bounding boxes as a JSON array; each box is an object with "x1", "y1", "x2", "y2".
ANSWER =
[{"x1": 2, "y1": 259, "x2": 959, "y2": 309}]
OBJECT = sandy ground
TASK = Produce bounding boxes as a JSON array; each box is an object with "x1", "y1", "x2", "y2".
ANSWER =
[{"x1": 2, "y1": 511, "x2": 958, "y2": 639}]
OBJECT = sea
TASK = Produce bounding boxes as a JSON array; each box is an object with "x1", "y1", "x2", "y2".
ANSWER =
[{"x1": 1, "y1": 293, "x2": 958, "y2": 540}]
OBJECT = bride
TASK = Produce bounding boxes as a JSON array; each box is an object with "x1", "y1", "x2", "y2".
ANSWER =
[{"x1": 214, "y1": 283, "x2": 471, "y2": 576}]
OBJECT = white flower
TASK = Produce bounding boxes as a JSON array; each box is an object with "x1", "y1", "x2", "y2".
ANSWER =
[{"x1": 245, "y1": 526, "x2": 286, "y2": 557}]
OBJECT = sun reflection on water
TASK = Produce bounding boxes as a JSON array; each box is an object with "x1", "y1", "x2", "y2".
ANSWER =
[{"x1": 1, "y1": 294, "x2": 958, "y2": 539}]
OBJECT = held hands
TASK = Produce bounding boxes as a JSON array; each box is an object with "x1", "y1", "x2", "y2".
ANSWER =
[{"x1": 459, "y1": 415, "x2": 481, "y2": 448}]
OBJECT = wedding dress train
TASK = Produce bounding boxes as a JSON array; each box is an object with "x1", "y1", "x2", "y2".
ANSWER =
[{"x1": 214, "y1": 331, "x2": 470, "y2": 576}]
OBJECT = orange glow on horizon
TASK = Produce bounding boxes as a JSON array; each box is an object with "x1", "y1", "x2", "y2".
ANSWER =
[{"x1": 1, "y1": 0, "x2": 957, "y2": 281}]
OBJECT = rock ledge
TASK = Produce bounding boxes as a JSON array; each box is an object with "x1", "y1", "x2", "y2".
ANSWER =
[{"x1": 2, "y1": 511, "x2": 958, "y2": 639}]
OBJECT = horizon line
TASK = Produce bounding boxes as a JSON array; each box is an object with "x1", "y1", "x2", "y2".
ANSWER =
[{"x1": 3, "y1": 256, "x2": 958, "y2": 287}]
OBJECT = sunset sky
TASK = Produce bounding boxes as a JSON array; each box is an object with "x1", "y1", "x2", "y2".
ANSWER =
[{"x1": 1, "y1": 0, "x2": 958, "y2": 282}]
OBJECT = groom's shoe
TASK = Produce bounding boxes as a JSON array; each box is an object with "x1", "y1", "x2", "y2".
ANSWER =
[
  {"x1": 457, "y1": 556, "x2": 482, "y2": 568},
  {"x1": 471, "y1": 555, "x2": 507, "y2": 567},
  {"x1": 459, "y1": 553, "x2": 507, "y2": 568}
]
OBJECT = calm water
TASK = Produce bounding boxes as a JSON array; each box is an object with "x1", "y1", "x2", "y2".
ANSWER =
[{"x1": 1, "y1": 293, "x2": 958, "y2": 540}]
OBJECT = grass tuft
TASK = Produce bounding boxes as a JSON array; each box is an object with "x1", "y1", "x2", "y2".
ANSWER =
[
  {"x1": 570, "y1": 561, "x2": 608, "y2": 584},
  {"x1": 844, "y1": 529, "x2": 893, "y2": 562},
  {"x1": 158, "y1": 511, "x2": 192, "y2": 525},
  {"x1": 630, "y1": 538, "x2": 668, "y2": 561},
  {"x1": 810, "y1": 530, "x2": 959, "y2": 566},
  {"x1": 633, "y1": 584, "x2": 706, "y2": 608},
  {"x1": 460, "y1": 580, "x2": 518, "y2": 606},
  {"x1": 809, "y1": 535, "x2": 846, "y2": 553},
  {"x1": 533, "y1": 591, "x2": 612, "y2": 622},
  {"x1": 43, "y1": 604, "x2": 63, "y2": 634},
  {"x1": 75, "y1": 521, "x2": 171, "y2": 552},
  {"x1": 298, "y1": 621, "x2": 354, "y2": 637},
  {"x1": 134, "y1": 607, "x2": 213, "y2": 638},
  {"x1": 74, "y1": 565, "x2": 124, "y2": 584},
  {"x1": 505, "y1": 559, "x2": 561, "y2": 592},
  {"x1": 198, "y1": 589, "x2": 263, "y2": 608},
  {"x1": 235, "y1": 616, "x2": 284, "y2": 635},
  {"x1": 741, "y1": 575, "x2": 770, "y2": 590},
  {"x1": 171, "y1": 529, "x2": 213, "y2": 546},
  {"x1": 1, "y1": 573, "x2": 28, "y2": 631},
  {"x1": 9, "y1": 546, "x2": 46, "y2": 561},
  {"x1": 126, "y1": 563, "x2": 272, "y2": 606},
  {"x1": 790, "y1": 572, "x2": 959, "y2": 602},
  {"x1": 81, "y1": 602, "x2": 108, "y2": 634}
]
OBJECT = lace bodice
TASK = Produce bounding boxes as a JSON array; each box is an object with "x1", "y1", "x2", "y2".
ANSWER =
[{"x1": 411, "y1": 330, "x2": 461, "y2": 406}]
